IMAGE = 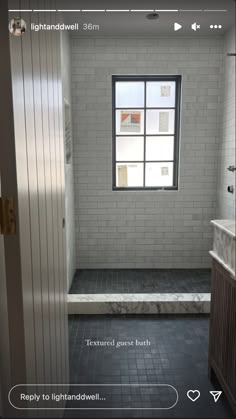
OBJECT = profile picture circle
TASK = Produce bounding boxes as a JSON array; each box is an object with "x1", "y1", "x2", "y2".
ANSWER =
[{"x1": 9, "y1": 17, "x2": 27, "y2": 36}]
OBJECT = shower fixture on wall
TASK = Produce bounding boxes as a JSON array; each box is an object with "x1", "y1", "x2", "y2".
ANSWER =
[{"x1": 227, "y1": 165, "x2": 236, "y2": 172}]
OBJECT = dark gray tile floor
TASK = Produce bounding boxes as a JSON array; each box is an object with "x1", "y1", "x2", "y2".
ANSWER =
[
  {"x1": 65, "y1": 315, "x2": 235, "y2": 418},
  {"x1": 69, "y1": 269, "x2": 211, "y2": 294}
]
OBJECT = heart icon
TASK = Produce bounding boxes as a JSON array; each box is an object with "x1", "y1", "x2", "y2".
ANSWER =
[{"x1": 187, "y1": 390, "x2": 201, "y2": 402}]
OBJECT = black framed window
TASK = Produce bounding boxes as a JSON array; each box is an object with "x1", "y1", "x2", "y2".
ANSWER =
[{"x1": 112, "y1": 75, "x2": 181, "y2": 190}]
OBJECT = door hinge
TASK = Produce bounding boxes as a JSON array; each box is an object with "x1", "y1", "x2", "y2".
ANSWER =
[{"x1": 0, "y1": 197, "x2": 16, "y2": 235}]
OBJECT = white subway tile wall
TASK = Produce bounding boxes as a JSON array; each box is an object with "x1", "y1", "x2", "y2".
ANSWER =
[
  {"x1": 217, "y1": 26, "x2": 236, "y2": 219},
  {"x1": 71, "y1": 36, "x2": 224, "y2": 268}
]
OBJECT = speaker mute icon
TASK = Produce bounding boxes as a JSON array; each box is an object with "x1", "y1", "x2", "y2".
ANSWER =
[
  {"x1": 210, "y1": 391, "x2": 222, "y2": 403},
  {"x1": 191, "y1": 22, "x2": 201, "y2": 31}
]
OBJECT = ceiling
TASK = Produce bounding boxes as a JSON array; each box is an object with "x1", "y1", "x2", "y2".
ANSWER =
[{"x1": 57, "y1": 0, "x2": 235, "y2": 36}]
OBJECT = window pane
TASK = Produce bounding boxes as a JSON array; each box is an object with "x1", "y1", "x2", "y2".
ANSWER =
[
  {"x1": 116, "y1": 137, "x2": 144, "y2": 161},
  {"x1": 145, "y1": 163, "x2": 173, "y2": 187},
  {"x1": 146, "y1": 110, "x2": 175, "y2": 134},
  {"x1": 116, "y1": 163, "x2": 143, "y2": 187},
  {"x1": 116, "y1": 82, "x2": 144, "y2": 108},
  {"x1": 116, "y1": 110, "x2": 144, "y2": 135},
  {"x1": 146, "y1": 81, "x2": 176, "y2": 108},
  {"x1": 146, "y1": 136, "x2": 174, "y2": 161}
]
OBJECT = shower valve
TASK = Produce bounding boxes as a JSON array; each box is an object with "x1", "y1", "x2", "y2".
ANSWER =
[{"x1": 227, "y1": 165, "x2": 236, "y2": 172}]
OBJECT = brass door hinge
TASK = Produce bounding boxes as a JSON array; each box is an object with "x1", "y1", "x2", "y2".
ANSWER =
[{"x1": 0, "y1": 197, "x2": 16, "y2": 235}]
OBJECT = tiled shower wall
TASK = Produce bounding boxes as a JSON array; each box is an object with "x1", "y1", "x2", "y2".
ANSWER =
[
  {"x1": 71, "y1": 36, "x2": 224, "y2": 268},
  {"x1": 217, "y1": 25, "x2": 236, "y2": 219}
]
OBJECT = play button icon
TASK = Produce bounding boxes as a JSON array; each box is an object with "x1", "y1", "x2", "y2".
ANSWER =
[{"x1": 174, "y1": 22, "x2": 182, "y2": 31}]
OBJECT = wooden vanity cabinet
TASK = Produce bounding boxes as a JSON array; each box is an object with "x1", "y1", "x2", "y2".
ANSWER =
[{"x1": 209, "y1": 259, "x2": 236, "y2": 413}]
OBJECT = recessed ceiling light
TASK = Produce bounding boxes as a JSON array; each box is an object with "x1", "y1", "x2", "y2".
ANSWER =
[{"x1": 146, "y1": 12, "x2": 159, "y2": 20}]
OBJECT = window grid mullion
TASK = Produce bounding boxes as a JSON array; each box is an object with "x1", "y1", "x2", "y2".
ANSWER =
[
  {"x1": 115, "y1": 107, "x2": 175, "y2": 110},
  {"x1": 116, "y1": 134, "x2": 175, "y2": 137},
  {"x1": 143, "y1": 81, "x2": 147, "y2": 188},
  {"x1": 116, "y1": 160, "x2": 174, "y2": 164}
]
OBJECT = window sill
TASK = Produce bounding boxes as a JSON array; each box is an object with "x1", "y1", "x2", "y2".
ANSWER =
[{"x1": 112, "y1": 186, "x2": 179, "y2": 191}]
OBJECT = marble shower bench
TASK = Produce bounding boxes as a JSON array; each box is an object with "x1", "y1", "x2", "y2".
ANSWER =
[{"x1": 68, "y1": 293, "x2": 210, "y2": 315}]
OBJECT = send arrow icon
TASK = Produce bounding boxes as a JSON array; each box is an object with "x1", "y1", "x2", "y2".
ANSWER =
[{"x1": 210, "y1": 391, "x2": 222, "y2": 402}]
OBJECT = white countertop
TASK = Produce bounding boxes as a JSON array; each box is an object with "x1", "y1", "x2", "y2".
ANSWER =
[
  {"x1": 210, "y1": 219, "x2": 236, "y2": 278},
  {"x1": 211, "y1": 219, "x2": 235, "y2": 239}
]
